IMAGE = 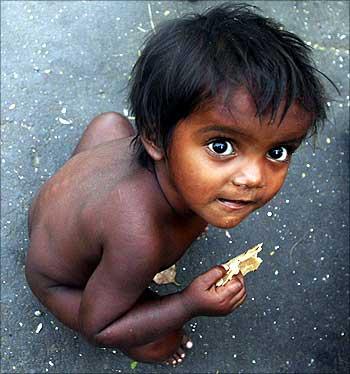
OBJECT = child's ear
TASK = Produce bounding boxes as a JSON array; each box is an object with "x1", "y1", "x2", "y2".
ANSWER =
[{"x1": 141, "y1": 136, "x2": 165, "y2": 161}]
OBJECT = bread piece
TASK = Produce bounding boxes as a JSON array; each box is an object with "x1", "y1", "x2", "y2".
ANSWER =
[{"x1": 216, "y1": 243, "x2": 263, "y2": 287}]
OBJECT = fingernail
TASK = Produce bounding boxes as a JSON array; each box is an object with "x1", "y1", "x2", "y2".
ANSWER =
[{"x1": 181, "y1": 353, "x2": 185, "y2": 358}]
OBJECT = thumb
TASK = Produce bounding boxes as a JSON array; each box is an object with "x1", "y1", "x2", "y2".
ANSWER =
[{"x1": 199, "y1": 265, "x2": 227, "y2": 289}]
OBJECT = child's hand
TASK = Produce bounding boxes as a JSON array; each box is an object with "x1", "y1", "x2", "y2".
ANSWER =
[{"x1": 181, "y1": 266, "x2": 247, "y2": 317}]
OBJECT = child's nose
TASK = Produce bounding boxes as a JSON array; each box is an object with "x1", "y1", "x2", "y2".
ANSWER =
[{"x1": 231, "y1": 158, "x2": 265, "y2": 189}]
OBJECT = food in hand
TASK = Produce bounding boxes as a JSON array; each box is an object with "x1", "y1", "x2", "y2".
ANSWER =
[{"x1": 216, "y1": 243, "x2": 263, "y2": 287}]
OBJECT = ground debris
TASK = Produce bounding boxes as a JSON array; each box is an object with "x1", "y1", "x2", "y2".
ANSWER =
[
  {"x1": 153, "y1": 264, "x2": 179, "y2": 285},
  {"x1": 35, "y1": 323, "x2": 43, "y2": 334}
]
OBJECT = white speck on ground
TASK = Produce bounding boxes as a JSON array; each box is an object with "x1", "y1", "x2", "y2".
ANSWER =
[
  {"x1": 58, "y1": 117, "x2": 72, "y2": 125},
  {"x1": 35, "y1": 323, "x2": 43, "y2": 334}
]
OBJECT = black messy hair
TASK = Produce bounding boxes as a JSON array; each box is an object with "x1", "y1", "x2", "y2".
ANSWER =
[{"x1": 128, "y1": 3, "x2": 336, "y2": 169}]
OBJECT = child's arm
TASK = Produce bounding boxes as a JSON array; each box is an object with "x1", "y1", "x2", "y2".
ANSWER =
[
  {"x1": 78, "y1": 239, "x2": 189, "y2": 348},
  {"x1": 26, "y1": 230, "x2": 246, "y2": 350},
  {"x1": 78, "y1": 239, "x2": 246, "y2": 349}
]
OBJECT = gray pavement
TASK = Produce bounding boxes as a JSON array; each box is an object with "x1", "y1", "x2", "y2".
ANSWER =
[{"x1": 1, "y1": 1, "x2": 349, "y2": 373}]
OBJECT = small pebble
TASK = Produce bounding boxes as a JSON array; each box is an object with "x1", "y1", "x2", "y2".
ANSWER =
[
  {"x1": 58, "y1": 117, "x2": 72, "y2": 125},
  {"x1": 35, "y1": 323, "x2": 43, "y2": 333}
]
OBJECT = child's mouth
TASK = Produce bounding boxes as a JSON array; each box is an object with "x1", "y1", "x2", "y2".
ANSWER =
[{"x1": 217, "y1": 198, "x2": 254, "y2": 210}]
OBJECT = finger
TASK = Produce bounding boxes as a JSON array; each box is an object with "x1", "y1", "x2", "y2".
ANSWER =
[
  {"x1": 229, "y1": 288, "x2": 246, "y2": 307},
  {"x1": 231, "y1": 290, "x2": 247, "y2": 309},
  {"x1": 232, "y1": 272, "x2": 245, "y2": 286},
  {"x1": 234, "y1": 293, "x2": 247, "y2": 309},
  {"x1": 232, "y1": 287, "x2": 247, "y2": 302},
  {"x1": 216, "y1": 277, "x2": 242, "y2": 298},
  {"x1": 200, "y1": 265, "x2": 227, "y2": 289}
]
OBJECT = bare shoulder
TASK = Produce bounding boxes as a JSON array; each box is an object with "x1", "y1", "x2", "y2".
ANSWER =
[{"x1": 29, "y1": 137, "x2": 137, "y2": 232}]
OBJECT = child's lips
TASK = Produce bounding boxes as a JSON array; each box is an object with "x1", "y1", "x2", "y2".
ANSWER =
[{"x1": 217, "y1": 197, "x2": 255, "y2": 210}]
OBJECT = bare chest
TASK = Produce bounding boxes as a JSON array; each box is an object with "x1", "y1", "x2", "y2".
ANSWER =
[{"x1": 157, "y1": 219, "x2": 206, "y2": 271}]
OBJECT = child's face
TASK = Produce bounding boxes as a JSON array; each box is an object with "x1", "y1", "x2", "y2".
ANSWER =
[{"x1": 164, "y1": 87, "x2": 312, "y2": 229}]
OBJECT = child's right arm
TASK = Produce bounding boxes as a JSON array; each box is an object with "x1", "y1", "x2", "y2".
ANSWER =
[{"x1": 79, "y1": 240, "x2": 246, "y2": 349}]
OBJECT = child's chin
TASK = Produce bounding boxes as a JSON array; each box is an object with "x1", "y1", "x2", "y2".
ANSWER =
[
  {"x1": 207, "y1": 207, "x2": 257, "y2": 229},
  {"x1": 208, "y1": 216, "x2": 246, "y2": 229}
]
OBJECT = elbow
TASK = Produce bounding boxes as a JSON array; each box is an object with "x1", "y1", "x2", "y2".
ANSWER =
[
  {"x1": 78, "y1": 318, "x2": 103, "y2": 346},
  {"x1": 93, "y1": 329, "x2": 124, "y2": 349},
  {"x1": 79, "y1": 319, "x2": 127, "y2": 350}
]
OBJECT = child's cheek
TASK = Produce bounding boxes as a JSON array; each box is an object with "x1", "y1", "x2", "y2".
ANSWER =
[
  {"x1": 261, "y1": 166, "x2": 289, "y2": 205},
  {"x1": 172, "y1": 153, "x2": 222, "y2": 205}
]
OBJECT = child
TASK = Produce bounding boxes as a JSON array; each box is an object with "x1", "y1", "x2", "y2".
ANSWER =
[{"x1": 25, "y1": 3, "x2": 332, "y2": 366}]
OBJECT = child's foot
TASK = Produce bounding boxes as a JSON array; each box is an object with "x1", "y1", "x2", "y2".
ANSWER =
[
  {"x1": 163, "y1": 334, "x2": 193, "y2": 366},
  {"x1": 122, "y1": 329, "x2": 193, "y2": 365}
]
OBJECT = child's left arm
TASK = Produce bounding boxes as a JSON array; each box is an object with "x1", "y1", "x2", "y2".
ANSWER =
[{"x1": 77, "y1": 238, "x2": 193, "y2": 349}]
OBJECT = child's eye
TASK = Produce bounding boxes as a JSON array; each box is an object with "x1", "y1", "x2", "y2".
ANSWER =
[
  {"x1": 266, "y1": 146, "x2": 290, "y2": 162},
  {"x1": 207, "y1": 140, "x2": 235, "y2": 156}
]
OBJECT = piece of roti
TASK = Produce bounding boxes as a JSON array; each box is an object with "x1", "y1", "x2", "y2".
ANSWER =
[{"x1": 216, "y1": 243, "x2": 263, "y2": 287}]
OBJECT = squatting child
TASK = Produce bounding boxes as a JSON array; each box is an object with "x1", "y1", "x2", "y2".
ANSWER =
[{"x1": 25, "y1": 3, "x2": 332, "y2": 365}]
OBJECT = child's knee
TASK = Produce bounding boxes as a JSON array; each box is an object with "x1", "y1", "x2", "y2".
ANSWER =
[
  {"x1": 71, "y1": 112, "x2": 135, "y2": 156},
  {"x1": 91, "y1": 112, "x2": 135, "y2": 138}
]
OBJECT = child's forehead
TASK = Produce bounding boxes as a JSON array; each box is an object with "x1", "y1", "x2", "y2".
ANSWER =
[{"x1": 193, "y1": 87, "x2": 312, "y2": 132}]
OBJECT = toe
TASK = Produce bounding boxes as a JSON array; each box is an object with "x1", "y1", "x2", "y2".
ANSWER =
[
  {"x1": 171, "y1": 357, "x2": 177, "y2": 366},
  {"x1": 177, "y1": 347, "x2": 186, "y2": 359},
  {"x1": 173, "y1": 353, "x2": 182, "y2": 364},
  {"x1": 181, "y1": 335, "x2": 193, "y2": 349},
  {"x1": 164, "y1": 356, "x2": 177, "y2": 366}
]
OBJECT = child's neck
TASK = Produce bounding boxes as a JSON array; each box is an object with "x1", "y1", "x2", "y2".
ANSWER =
[{"x1": 153, "y1": 161, "x2": 207, "y2": 230}]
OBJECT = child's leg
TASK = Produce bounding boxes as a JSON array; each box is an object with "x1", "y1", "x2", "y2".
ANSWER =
[
  {"x1": 120, "y1": 289, "x2": 193, "y2": 365},
  {"x1": 71, "y1": 112, "x2": 135, "y2": 156},
  {"x1": 32, "y1": 275, "x2": 191, "y2": 365}
]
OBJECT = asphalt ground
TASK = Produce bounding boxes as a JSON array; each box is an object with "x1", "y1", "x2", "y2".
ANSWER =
[{"x1": 1, "y1": 1, "x2": 349, "y2": 373}]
